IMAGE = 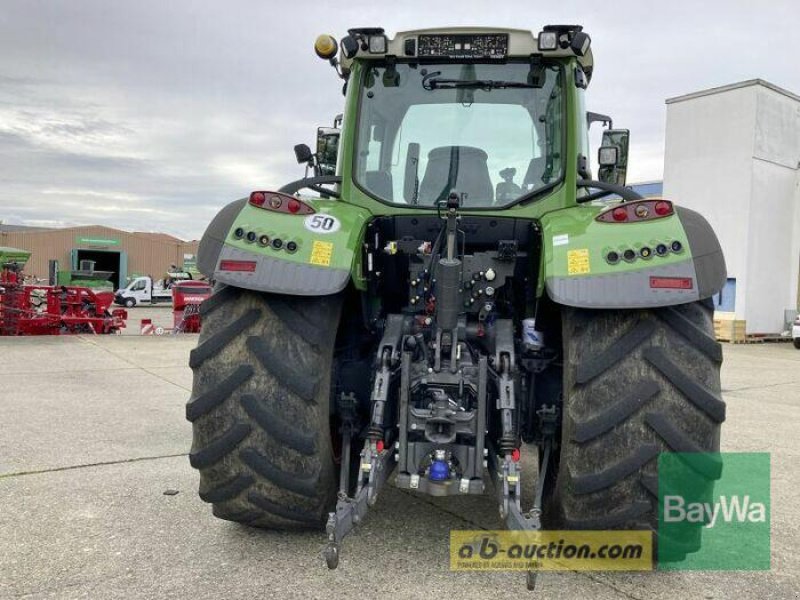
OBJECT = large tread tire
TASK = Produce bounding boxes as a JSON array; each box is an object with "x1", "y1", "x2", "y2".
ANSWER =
[
  {"x1": 554, "y1": 300, "x2": 725, "y2": 559},
  {"x1": 186, "y1": 285, "x2": 342, "y2": 529}
]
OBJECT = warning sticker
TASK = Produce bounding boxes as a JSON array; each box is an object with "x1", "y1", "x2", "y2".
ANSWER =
[
  {"x1": 309, "y1": 240, "x2": 334, "y2": 266},
  {"x1": 567, "y1": 248, "x2": 591, "y2": 275}
]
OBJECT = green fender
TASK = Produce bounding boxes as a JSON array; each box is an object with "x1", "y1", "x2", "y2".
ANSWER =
[
  {"x1": 197, "y1": 195, "x2": 371, "y2": 296},
  {"x1": 540, "y1": 203, "x2": 726, "y2": 308}
]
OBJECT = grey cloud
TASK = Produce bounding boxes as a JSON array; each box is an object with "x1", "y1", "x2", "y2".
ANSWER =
[{"x1": 1, "y1": 0, "x2": 798, "y2": 238}]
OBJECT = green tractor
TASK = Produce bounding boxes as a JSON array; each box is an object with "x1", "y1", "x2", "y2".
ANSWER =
[{"x1": 186, "y1": 25, "x2": 726, "y2": 580}]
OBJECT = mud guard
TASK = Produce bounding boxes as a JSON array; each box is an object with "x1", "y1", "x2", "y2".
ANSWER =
[
  {"x1": 542, "y1": 204, "x2": 726, "y2": 309},
  {"x1": 196, "y1": 197, "x2": 370, "y2": 296}
]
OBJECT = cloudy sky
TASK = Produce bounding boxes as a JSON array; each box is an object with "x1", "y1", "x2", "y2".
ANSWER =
[{"x1": 0, "y1": 0, "x2": 797, "y2": 240}]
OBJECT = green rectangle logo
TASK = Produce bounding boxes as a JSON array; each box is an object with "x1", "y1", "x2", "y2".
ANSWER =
[
  {"x1": 658, "y1": 452, "x2": 770, "y2": 570},
  {"x1": 76, "y1": 237, "x2": 120, "y2": 246}
]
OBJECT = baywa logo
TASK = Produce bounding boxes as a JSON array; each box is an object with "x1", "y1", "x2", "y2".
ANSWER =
[
  {"x1": 658, "y1": 452, "x2": 771, "y2": 570},
  {"x1": 663, "y1": 494, "x2": 767, "y2": 528}
]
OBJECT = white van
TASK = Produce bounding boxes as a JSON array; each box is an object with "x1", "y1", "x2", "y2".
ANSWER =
[{"x1": 114, "y1": 273, "x2": 190, "y2": 307}]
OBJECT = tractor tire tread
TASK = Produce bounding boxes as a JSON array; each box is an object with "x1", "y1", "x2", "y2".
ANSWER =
[
  {"x1": 185, "y1": 365, "x2": 253, "y2": 422},
  {"x1": 189, "y1": 308, "x2": 261, "y2": 369},
  {"x1": 554, "y1": 302, "x2": 725, "y2": 562},
  {"x1": 187, "y1": 287, "x2": 341, "y2": 530},
  {"x1": 240, "y1": 393, "x2": 317, "y2": 455},
  {"x1": 189, "y1": 422, "x2": 252, "y2": 469}
]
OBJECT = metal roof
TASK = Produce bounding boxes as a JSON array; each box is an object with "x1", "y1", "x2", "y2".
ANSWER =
[{"x1": 666, "y1": 79, "x2": 800, "y2": 105}]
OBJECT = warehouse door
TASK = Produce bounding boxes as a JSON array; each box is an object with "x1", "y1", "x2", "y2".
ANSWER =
[{"x1": 73, "y1": 249, "x2": 125, "y2": 288}]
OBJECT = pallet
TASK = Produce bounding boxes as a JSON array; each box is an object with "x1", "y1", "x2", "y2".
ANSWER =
[{"x1": 714, "y1": 318, "x2": 747, "y2": 343}]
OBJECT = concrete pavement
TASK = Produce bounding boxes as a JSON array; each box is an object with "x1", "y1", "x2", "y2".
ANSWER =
[{"x1": 1, "y1": 336, "x2": 798, "y2": 599}]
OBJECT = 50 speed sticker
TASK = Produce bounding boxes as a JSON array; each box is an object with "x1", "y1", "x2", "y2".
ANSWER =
[{"x1": 304, "y1": 214, "x2": 341, "y2": 234}]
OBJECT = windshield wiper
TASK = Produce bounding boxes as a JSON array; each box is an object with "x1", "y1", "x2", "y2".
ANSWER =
[{"x1": 422, "y1": 76, "x2": 535, "y2": 91}]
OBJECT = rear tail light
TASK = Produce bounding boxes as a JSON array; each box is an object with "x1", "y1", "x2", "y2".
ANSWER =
[
  {"x1": 612, "y1": 207, "x2": 628, "y2": 222},
  {"x1": 249, "y1": 191, "x2": 315, "y2": 215},
  {"x1": 597, "y1": 199, "x2": 674, "y2": 223},
  {"x1": 654, "y1": 201, "x2": 672, "y2": 216}
]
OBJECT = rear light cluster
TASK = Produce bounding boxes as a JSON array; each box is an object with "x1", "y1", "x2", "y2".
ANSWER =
[
  {"x1": 606, "y1": 240, "x2": 684, "y2": 264},
  {"x1": 249, "y1": 191, "x2": 315, "y2": 215},
  {"x1": 596, "y1": 199, "x2": 674, "y2": 224}
]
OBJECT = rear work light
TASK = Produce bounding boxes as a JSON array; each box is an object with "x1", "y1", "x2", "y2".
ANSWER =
[
  {"x1": 596, "y1": 199, "x2": 674, "y2": 224},
  {"x1": 249, "y1": 191, "x2": 315, "y2": 215},
  {"x1": 219, "y1": 260, "x2": 257, "y2": 272}
]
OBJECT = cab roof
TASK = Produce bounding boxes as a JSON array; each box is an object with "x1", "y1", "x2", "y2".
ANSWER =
[{"x1": 339, "y1": 26, "x2": 594, "y2": 82}]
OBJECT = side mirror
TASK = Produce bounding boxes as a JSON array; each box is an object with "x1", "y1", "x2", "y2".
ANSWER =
[
  {"x1": 597, "y1": 129, "x2": 629, "y2": 186},
  {"x1": 316, "y1": 127, "x2": 340, "y2": 176},
  {"x1": 294, "y1": 143, "x2": 314, "y2": 165}
]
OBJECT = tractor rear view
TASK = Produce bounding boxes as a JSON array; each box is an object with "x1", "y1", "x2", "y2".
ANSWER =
[{"x1": 186, "y1": 26, "x2": 726, "y2": 586}]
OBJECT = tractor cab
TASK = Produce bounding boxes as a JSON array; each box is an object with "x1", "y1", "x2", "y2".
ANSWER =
[{"x1": 300, "y1": 26, "x2": 631, "y2": 205}]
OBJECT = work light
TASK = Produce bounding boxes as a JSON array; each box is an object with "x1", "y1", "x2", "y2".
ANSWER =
[
  {"x1": 538, "y1": 31, "x2": 558, "y2": 51},
  {"x1": 368, "y1": 34, "x2": 387, "y2": 54}
]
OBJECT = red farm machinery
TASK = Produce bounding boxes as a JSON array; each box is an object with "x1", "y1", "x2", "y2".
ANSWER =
[
  {"x1": 171, "y1": 280, "x2": 212, "y2": 333},
  {"x1": 0, "y1": 246, "x2": 127, "y2": 336}
]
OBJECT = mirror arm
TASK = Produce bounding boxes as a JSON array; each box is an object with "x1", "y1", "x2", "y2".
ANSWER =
[
  {"x1": 576, "y1": 179, "x2": 643, "y2": 204},
  {"x1": 279, "y1": 175, "x2": 342, "y2": 198}
]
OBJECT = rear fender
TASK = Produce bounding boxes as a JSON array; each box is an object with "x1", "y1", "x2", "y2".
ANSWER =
[
  {"x1": 541, "y1": 202, "x2": 726, "y2": 308},
  {"x1": 197, "y1": 196, "x2": 371, "y2": 296}
]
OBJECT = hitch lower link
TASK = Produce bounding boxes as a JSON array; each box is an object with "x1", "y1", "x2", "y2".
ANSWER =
[
  {"x1": 494, "y1": 352, "x2": 558, "y2": 592},
  {"x1": 324, "y1": 335, "x2": 400, "y2": 569},
  {"x1": 324, "y1": 440, "x2": 394, "y2": 569}
]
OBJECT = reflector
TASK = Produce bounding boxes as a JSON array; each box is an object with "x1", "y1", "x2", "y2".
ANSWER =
[
  {"x1": 219, "y1": 260, "x2": 257, "y2": 272},
  {"x1": 650, "y1": 277, "x2": 693, "y2": 289}
]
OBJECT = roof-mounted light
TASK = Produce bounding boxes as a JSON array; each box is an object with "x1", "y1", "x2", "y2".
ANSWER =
[
  {"x1": 570, "y1": 31, "x2": 591, "y2": 57},
  {"x1": 368, "y1": 34, "x2": 387, "y2": 54},
  {"x1": 540, "y1": 24, "x2": 591, "y2": 56},
  {"x1": 537, "y1": 31, "x2": 558, "y2": 51}
]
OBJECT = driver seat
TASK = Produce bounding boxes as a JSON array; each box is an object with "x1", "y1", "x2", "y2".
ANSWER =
[{"x1": 417, "y1": 146, "x2": 494, "y2": 206}]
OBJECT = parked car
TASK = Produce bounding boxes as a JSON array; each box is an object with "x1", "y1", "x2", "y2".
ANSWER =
[{"x1": 792, "y1": 314, "x2": 800, "y2": 349}]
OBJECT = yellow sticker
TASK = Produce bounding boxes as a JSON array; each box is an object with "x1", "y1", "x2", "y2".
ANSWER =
[
  {"x1": 309, "y1": 240, "x2": 333, "y2": 266},
  {"x1": 567, "y1": 248, "x2": 591, "y2": 275}
]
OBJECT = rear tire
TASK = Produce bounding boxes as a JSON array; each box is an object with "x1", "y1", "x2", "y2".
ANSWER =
[
  {"x1": 186, "y1": 285, "x2": 342, "y2": 529},
  {"x1": 793, "y1": 338, "x2": 800, "y2": 349},
  {"x1": 553, "y1": 300, "x2": 725, "y2": 560}
]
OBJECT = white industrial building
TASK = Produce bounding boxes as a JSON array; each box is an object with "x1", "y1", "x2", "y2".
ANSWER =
[{"x1": 663, "y1": 79, "x2": 800, "y2": 335}]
